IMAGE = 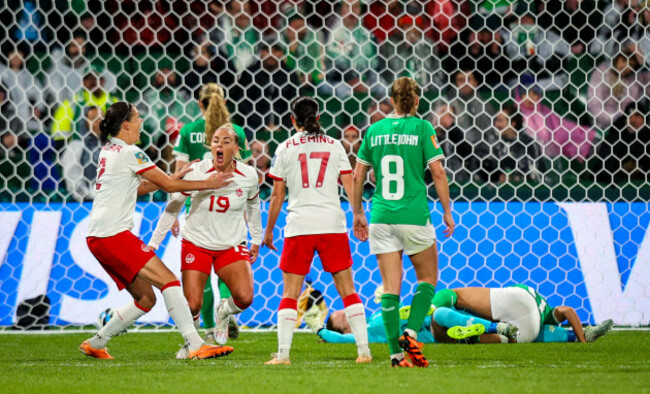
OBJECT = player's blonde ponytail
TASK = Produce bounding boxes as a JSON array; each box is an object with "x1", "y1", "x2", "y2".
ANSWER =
[
  {"x1": 199, "y1": 83, "x2": 231, "y2": 143},
  {"x1": 391, "y1": 77, "x2": 420, "y2": 116}
]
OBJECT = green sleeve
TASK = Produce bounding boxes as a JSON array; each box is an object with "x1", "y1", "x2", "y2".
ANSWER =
[
  {"x1": 174, "y1": 124, "x2": 191, "y2": 156},
  {"x1": 422, "y1": 121, "x2": 444, "y2": 164},
  {"x1": 234, "y1": 124, "x2": 252, "y2": 161},
  {"x1": 357, "y1": 130, "x2": 372, "y2": 166}
]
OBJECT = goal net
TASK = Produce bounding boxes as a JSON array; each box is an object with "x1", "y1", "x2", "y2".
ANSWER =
[{"x1": 0, "y1": 1, "x2": 648, "y2": 330}]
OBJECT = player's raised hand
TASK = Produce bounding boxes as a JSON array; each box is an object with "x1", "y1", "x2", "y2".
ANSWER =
[
  {"x1": 353, "y1": 213, "x2": 369, "y2": 242},
  {"x1": 263, "y1": 230, "x2": 277, "y2": 251},
  {"x1": 206, "y1": 172, "x2": 234, "y2": 189},
  {"x1": 171, "y1": 159, "x2": 199, "y2": 180},
  {"x1": 249, "y1": 244, "x2": 260, "y2": 263},
  {"x1": 443, "y1": 212, "x2": 455, "y2": 237}
]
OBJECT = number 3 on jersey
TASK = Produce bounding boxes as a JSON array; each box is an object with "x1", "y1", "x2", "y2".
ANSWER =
[
  {"x1": 381, "y1": 155, "x2": 404, "y2": 200},
  {"x1": 298, "y1": 152, "x2": 330, "y2": 188}
]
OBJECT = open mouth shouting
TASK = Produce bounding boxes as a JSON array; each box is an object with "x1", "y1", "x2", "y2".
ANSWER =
[{"x1": 216, "y1": 149, "x2": 225, "y2": 164}]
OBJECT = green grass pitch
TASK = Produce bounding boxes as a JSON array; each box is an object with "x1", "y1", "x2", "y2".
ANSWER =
[{"x1": 1, "y1": 331, "x2": 648, "y2": 393}]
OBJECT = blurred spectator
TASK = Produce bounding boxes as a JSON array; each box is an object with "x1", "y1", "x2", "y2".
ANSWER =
[
  {"x1": 0, "y1": 48, "x2": 50, "y2": 134},
  {"x1": 539, "y1": 0, "x2": 600, "y2": 56},
  {"x1": 517, "y1": 85, "x2": 597, "y2": 162},
  {"x1": 281, "y1": 13, "x2": 326, "y2": 87},
  {"x1": 48, "y1": 30, "x2": 117, "y2": 103},
  {"x1": 60, "y1": 106, "x2": 103, "y2": 201},
  {"x1": 485, "y1": 103, "x2": 542, "y2": 184},
  {"x1": 183, "y1": 40, "x2": 237, "y2": 98},
  {"x1": 325, "y1": 0, "x2": 382, "y2": 98},
  {"x1": 236, "y1": 44, "x2": 299, "y2": 132},
  {"x1": 501, "y1": 13, "x2": 571, "y2": 90},
  {"x1": 379, "y1": 16, "x2": 443, "y2": 91},
  {"x1": 0, "y1": 84, "x2": 23, "y2": 137},
  {"x1": 446, "y1": 69, "x2": 496, "y2": 132},
  {"x1": 9, "y1": 0, "x2": 51, "y2": 51},
  {"x1": 108, "y1": 0, "x2": 180, "y2": 53},
  {"x1": 0, "y1": 84, "x2": 30, "y2": 197},
  {"x1": 592, "y1": 100, "x2": 650, "y2": 184},
  {"x1": 423, "y1": 0, "x2": 470, "y2": 53},
  {"x1": 51, "y1": 64, "x2": 118, "y2": 147},
  {"x1": 340, "y1": 125, "x2": 361, "y2": 167},
  {"x1": 215, "y1": 1, "x2": 260, "y2": 75},
  {"x1": 250, "y1": 139, "x2": 271, "y2": 183},
  {"x1": 588, "y1": 51, "x2": 650, "y2": 131},
  {"x1": 139, "y1": 68, "x2": 200, "y2": 170},
  {"x1": 451, "y1": 29, "x2": 513, "y2": 87},
  {"x1": 431, "y1": 102, "x2": 472, "y2": 183},
  {"x1": 366, "y1": 99, "x2": 393, "y2": 127},
  {"x1": 598, "y1": 1, "x2": 647, "y2": 62},
  {"x1": 363, "y1": 0, "x2": 403, "y2": 43}
]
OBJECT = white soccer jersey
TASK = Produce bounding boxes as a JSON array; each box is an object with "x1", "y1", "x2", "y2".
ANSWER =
[
  {"x1": 268, "y1": 132, "x2": 352, "y2": 237},
  {"x1": 87, "y1": 137, "x2": 157, "y2": 238},
  {"x1": 149, "y1": 159, "x2": 262, "y2": 251}
]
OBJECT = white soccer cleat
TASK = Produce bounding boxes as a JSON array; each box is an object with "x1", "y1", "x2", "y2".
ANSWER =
[
  {"x1": 496, "y1": 322, "x2": 519, "y2": 341},
  {"x1": 585, "y1": 319, "x2": 614, "y2": 342},
  {"x1": 176, "y1": 344, "x2": 189, "y2": 360},
  {"x1": 265, "y1": 353, "x2": 291, "y2": 365},
  {"x1": 215, "y1": 299, "x2": 229, "y2": 345}
]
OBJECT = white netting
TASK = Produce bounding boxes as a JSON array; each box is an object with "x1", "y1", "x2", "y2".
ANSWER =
[{"x1": 0, "y1": 1, "x2": 649, "y2": 330}]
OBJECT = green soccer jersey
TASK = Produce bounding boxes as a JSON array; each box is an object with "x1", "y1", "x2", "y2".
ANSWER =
[
  {"x1": 357, "y1": 115, "x2": 444, "y2": 225},
  {"x1": 173, "y1": 119, "x2": 252, "y2": 162},
  {"x1": 513, "y1": 284, "x2": 559, "y2": 326}
]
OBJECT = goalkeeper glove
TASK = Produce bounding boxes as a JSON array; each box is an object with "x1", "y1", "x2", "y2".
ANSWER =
[{"x1": 303, "y1": 304, "x2": 323, "y2": 334}]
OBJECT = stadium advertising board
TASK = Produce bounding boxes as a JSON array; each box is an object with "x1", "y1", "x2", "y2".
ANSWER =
[{"x1": 0, "y1": 202, "x2": 648, "y2": 328}]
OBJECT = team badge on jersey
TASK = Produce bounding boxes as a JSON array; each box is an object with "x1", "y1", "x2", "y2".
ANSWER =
[
  {"x1": 185, "y1": 253, "x2": 195, "y2": 264},
  {"x1": 135, "y1": 152, "x2": 150, "y2": 164},
  {"x1": 236, "y1": 188, "x2": 243, "y2": 197},
  {"x1": 431, "y1": 136, "x2": 439, "y2": 149}
]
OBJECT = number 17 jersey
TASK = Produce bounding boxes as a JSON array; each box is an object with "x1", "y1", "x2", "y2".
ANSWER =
[
  {"x1": 357, "y1": 115, "x2": 444, "y2": 226},
  {"x1": 269, "y1": 132, "x2": 352, "y2": 237}
]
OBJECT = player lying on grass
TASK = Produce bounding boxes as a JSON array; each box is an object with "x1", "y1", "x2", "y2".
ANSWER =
[
  {"x1": 431, "y1": 286, "x2": 614, "y2": 343},
  {"x1": 172, "y1": 83, "x2": 253, "y2": 343},
  {"x1": 149, "y1": 124, "x2": 262, "y2": 357},
  {"x1": 263, "y1": 97, "x2": 371, "y2": 365},
  {"x1": 81, "y1": 102, "x2": 234, "y2": 360}
]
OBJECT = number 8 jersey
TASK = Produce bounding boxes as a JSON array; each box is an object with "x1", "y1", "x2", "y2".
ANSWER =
[
  {"x1": 268, "y1": 132, "x2": 352, "y2": 237},
  {"x1": 356, "y1": 114, "x2": 444, "y2": 226}
]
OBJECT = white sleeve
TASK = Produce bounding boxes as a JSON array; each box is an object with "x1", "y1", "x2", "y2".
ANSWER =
[
  {"x1": 61, "y1": 141, "x2": 86, "y2": 202},
  {"x1": 148, "y1": 192, "x2": 187, "y2": 249},
  {"x1": 336, "y1": 141, "x2": 352, "y2": 174},
  {"x1": 123, "y1": 146, "x2": 157, "y2": 175},
  {"x1": 245, "y1": 178, "x2": 263, "y2": 245},
  {"x1": 268, "y1": 144, "x2": 285, "y2": 181}
]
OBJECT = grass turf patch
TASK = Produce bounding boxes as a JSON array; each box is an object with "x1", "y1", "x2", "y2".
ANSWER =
[{"x1": 1, "y1": 331, "x2": 648, "y2": 393}]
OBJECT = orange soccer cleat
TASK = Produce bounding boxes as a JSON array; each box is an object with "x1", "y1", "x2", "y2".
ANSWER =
[
  {"x1": 79, "y1": 340, "x2": 114, "y2": 360},
  {"x1": 265, "y1": 354, "x2": 291, "y2": 365},
  {"x1": 391, "y1": 357, "x2": 413, "y2": 368},
  {"x1": 189, "y1": 344, "x2": 234, "y2": 360},
  {"x1": 398, "y1": 332, "x2": 429, "y2": 367},
  {"x1": 356, "y1": 354, "x2": 373, "y2": 364}
]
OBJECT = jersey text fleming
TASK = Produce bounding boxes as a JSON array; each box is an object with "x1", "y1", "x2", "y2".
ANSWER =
[
  {"x1": 286, "y1": 135, "x2": 334, "y2": 148},
  {"x1": 370, "y1": 134, "x2": 419, "y2": 147}
]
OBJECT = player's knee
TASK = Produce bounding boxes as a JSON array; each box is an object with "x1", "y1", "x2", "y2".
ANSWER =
[
  {"x1": 137, "y1": 294, "x2": 157, "y2": 310},
  {"x1": 187, "y1": 297, "x2": 203, "y2": 316},
  {"x1": 234, "y1": 290, "x2": 254, "y2": 309}
]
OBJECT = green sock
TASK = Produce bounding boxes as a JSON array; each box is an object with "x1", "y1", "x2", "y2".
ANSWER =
[
  {"x1": 201, "y1": 279, "x2": 216, "y2": 330},
  {"x1": 406, "y1": 283, "x2": 437, "y2": 335},
  {"x1": 218, "y1": 278, "x2": 231, "y2": 299},
  {"x1": 431, "y1": 288, "x2": 457, "y2": 309},
  {"x1": 381, "y1": 294, "x2": 401, "y2": 356}
]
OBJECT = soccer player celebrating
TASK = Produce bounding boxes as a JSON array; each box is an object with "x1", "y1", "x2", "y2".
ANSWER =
[
  {"x1": 172, "y1": 83, "x2": 252, "y2": 343},
  {"x1": 263, "y1": 96, "x2": 371, "y2": 365},
  {"x1": 149, "y1": 124, "x2": 261, "y2": 357},
  {"x1": 351, "y1": 77, "x2": 455, "y2": 368},
  {"x1": 80, "y1": 102, "x2": 234, "y2": 360}
]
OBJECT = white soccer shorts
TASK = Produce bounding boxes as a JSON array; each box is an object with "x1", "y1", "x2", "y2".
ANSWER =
[
  {"x1": 490, "y1": 287, "x2": 541, "y2": 343},
  {"x1": 368, "y1": 223, "x2": 436, "y2": 256}
]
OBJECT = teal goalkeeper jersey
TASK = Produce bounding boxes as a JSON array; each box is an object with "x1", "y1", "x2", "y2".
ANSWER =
[{"x1": 357, "y1": 115, "x2": 444, "y2": 225}]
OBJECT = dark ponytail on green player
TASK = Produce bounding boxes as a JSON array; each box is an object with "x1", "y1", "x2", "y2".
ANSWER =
[
  {"x1": 291, "y1": 96, "x2": 322, "y2": 135},
  {"x1": 99, "y1": 102, "x2": 132, "y2": 144}
]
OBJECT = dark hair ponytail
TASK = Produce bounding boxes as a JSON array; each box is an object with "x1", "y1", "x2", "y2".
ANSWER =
[
  {"x1": 99, "y1": 102, "x2": 132, "y2": 143},
  {"x1": 291, "y1": 96, "x2": 322, "y2": 135}
]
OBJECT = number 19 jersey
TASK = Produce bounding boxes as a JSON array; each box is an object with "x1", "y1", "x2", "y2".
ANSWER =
[
  {"x1": 357, "y1": 115, "x2": 444, "y2": 226},
  {"x1": 269, "y1": 132, "x2": 352, "y2": 237}
]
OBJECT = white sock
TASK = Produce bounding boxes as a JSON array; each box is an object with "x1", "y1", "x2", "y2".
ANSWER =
[
  {"x1": 193, "y1": 313, "x2": 200, "y2": 331},
  {"x1": 89, "y1": 301, "x2": 146, "y2": 349},
  {"x1": 218, "y1": 297, "x2": 244, "y2": 321},
  {"x1": 162, "y1": 284, "x2": 203, "y2": 351},
  {"x1": 277, "y1": 308, "x2": 297, "y2": 360},
  {"x1": 344, "y1": 303, "x2": 371, "y2": 357},
  {"x1": 405, "y1": 328, "x2": 418, "y2": 340}
]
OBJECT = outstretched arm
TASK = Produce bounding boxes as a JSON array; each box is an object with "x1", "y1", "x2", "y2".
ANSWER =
[
  {"x1": 553, "y1": 306, "x2": 586, "y2": 343},
  {"x1": 428, "y1": 160, "x2": 454, "y2": 237},
  {"x1": 148, "y1": 192, "x2": 187, "y2": 250},
  {"x1": 352, "y1": 162, "x2": 369, "y2": 241},
  {"x1": 263, "y1": 179, "x2": 285, "y2": 251}
]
